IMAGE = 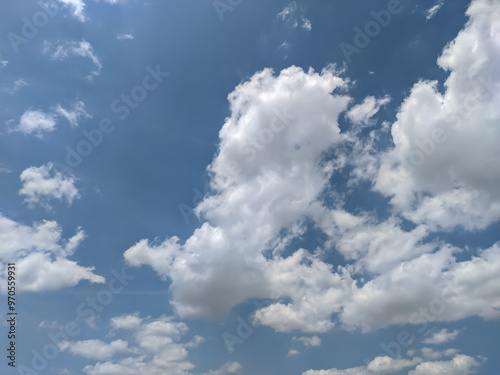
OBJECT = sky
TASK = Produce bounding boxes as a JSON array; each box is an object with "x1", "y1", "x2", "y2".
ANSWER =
[{"x1": 0, "y1": 0, "x2": 499, "y2": 374}]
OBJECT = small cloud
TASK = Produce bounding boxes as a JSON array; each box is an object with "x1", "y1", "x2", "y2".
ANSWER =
[
  {"x1": 12, "y1": 110, "x2": 57, "y2": 137},
  {"x1": 0, "y1": 56, "x2": 8, "y2": 69},
  {"x1": 0, "y1": 163, "x2": 12, "y2": 174},
  {"x1": 279, "y1": 41, "x2": 290, "y2": 49},
  {"x1": 55, "y1": 101, "x2": 92, "y2": 127},
  {"x1": 278, "y1": 2, "x2": 311, "y2": 32},
  {"x1": 117, "y1": 33, "x2": 134, "y2": 40},
  {"x1": 56, "y1": 0, "x2": 87, "y2": 22},
  {"x1": 19, "y1": 162, "x2": 80, "y2": 208},
  {"x1": 277, "y1": 2, "x2": 298, "y2": 22},
  {"x1": 292, "y1": 335, "x2": 321, "y2": 348},
  {"x1": 0, "y1": 78, "x2": 29, "y2": 95},
  {"x1": 44, "y1": 39, "x2": 102, "y2": 79},
  {"x1": 287, "y1": 349, "x2": 300, "y2": 356},
  {"x1": 301, "y1": 16, "x2": 312, "y2": 31},
  {"x1": 346, "y1": 95, "x2": 391, "y2": 128},
  {"x1": 423, "y1": 328, "x2": 461, "y2": 345},
  {"x1": 426, "y1": 0, "x2": 444, "y2": 20}
]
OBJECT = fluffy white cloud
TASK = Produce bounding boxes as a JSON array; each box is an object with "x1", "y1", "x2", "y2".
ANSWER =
[
  {"x1": 82, "y1": 314, "x2": 240, "y2": 375},
  {"x1": 374, "y1": 0, "x2": 500, "y2": 231},
  {"x1": 59, "y1": 339, "x2": 130, "y2": 360},
  {"x1": 19, "y1": 162, "x2": 79, "y2": 208},
  {"x1": 14, "y1": 110, "x2": 57, "y2": 136},
  {"x1": 423, "y1": 329, "x2": 461, "y2": 345},
  {"x1": 420, "y1": 347, "x2": 459, "y2": 360},
  {"x1": 45, "y1": 39, "x2": 102, "y2": 79},
  {"x1": 346, "y1": 95, "x2": 390, "y2": 128},
  {"x1": 303, "y1": 355, "x2": 423, "y2": 375},
  {"x1": 293, "y1": 335, "x2": 321, "y2": 348},
  {"x1": 309, "y1": 205, "x2": 435, "y2": 274},
  {"x1": 303, "y1": 353, "x2": 483, "y2": 375},
  {"x1": 123, "y1": 0, "x2": 500, "y2": 337},
  {"x1": 11, "y1": 101, "x2": 90, "y2": 136},
  {"x1": 340, "y1": 243, "x2": 500, "y2": 331},
  {"x1": 125, "y1": 65, "x2": 354, "y2": 331},
  {"x1": 0, "y1": 213, "x2": 104, "y2": 292},
  {"x1": 409, "y1": 354, "x2": 481, "y2": 375}
]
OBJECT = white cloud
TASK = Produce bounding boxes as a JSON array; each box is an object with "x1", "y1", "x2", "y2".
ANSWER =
[
  {"x1": 124, "y1": 65, "x2": 353, "y2": 332},
  {"x1": 56, "y1": 0, "x2": 124, "y2": 22},
  {"x1": 420, "y1": 347, "x2": 459, "y2": 360},
  {"x1": 346, "y1": 95, "x2": 390, "y2": 128},
  {"x1": 117, "y1": 34, "x2": 134, "y2": 40},
  {"x1": 426, "y1": 0, "x2": 444, "y2": 20},
  {"x1": 11, "y1": 101, "x2": 90, "y2": 136},
  {"x1": 292, "y1": 335, "x2": 321, "y2": 349},
  {"x1": 287, "y1": 349, "x2": 300, "y2": 356},
  {"x1": 310, "y1": 206, "x2": 435, "y2": 274},
  {"x1": 46, "y1": 39, "x2": 102, "y2": 79},
  {"x1": 0, "y1": 213, "x2": 104, "y2": 292},
  {"x1": 409, "y1": 354, "x2": 481, "y2": 375},
  {"x1": 202, "y1": 362, "x2": 242, "y2": 375},
  {"x1": 59, "y1": 339, "x2": 130, "y2": 360},
  {"x1": 302, "y1": 355, "x2": 423, "y2": 375},
  {"x1": 111, "y1": 313, "x2": 143, "y2": 330},
  {"x1": 340, "y1": 243, "x2": 500, "y2": 331},
  {"x1": 373, "y1": 0, "x2": 500, "y2": 231},
  {"x1": 0, "y1": 55, "x2": 8, "y2": 69},
  {"x1": 14, "y1": 110, "x2": 57, "y2": 136},
  {"x1": 19, "y1": 162, "x2": 79, "y2": 208},
  {"x1": 301, "y1": 16, "x2": 312, "y2": 31},
  {"x1": 1, "y1": 78, "x2": 29, "y2": 94},
  {"x1": 0, "y1": 163, "x2": 12, "y2": 174},
  {"x1": 278, "y1": 2, "x2": 312, "y2": 31},
  {"x1": 56, "y1": 0, "x2": 87, "y2": 21},
  {"x1": 122, "y1": 0, "x2": 500, "y2": 337},
  {"x1": 423, "y1": 329, "x2": 461, "y2": 345},
  {"x1": 55, "y1": 100, "x2": 92, "y2": 127},
  {"x1": 82, "y1": 314, "x2": 241, "y2": 375}
]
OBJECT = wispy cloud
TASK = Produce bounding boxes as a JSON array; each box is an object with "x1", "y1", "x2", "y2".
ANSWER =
[
  {"x1": 117, "y1": 33, "x2": 134, "y2": 40},
  {"x1": 44, "y1": 39, "x2": 102, "y2": 79},
  {"x1": 426, "y1": 0, "x2": 444, "y2": 20}
]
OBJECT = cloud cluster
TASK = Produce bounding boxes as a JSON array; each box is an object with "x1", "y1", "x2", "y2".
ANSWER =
[
  {"x1": 0, "y1": 213, "x2": 104, "y2": 292},
  {"x1": 122, "y1": 0, "x2": 500, "y2": 345},
  {"x1": 302, "y1": 352, "x2": 481, "y2": 375},
  {"x1": 72, "y1": 314, "x2": 241, "y2": 375},
  {"x1": 10, "y1": 101, "x2": 90, "y2": 136}
]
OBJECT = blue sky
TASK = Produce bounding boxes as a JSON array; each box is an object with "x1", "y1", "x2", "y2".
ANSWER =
[{"x1": 1, "y1": 0, "x2": 500, "y2": 374}]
